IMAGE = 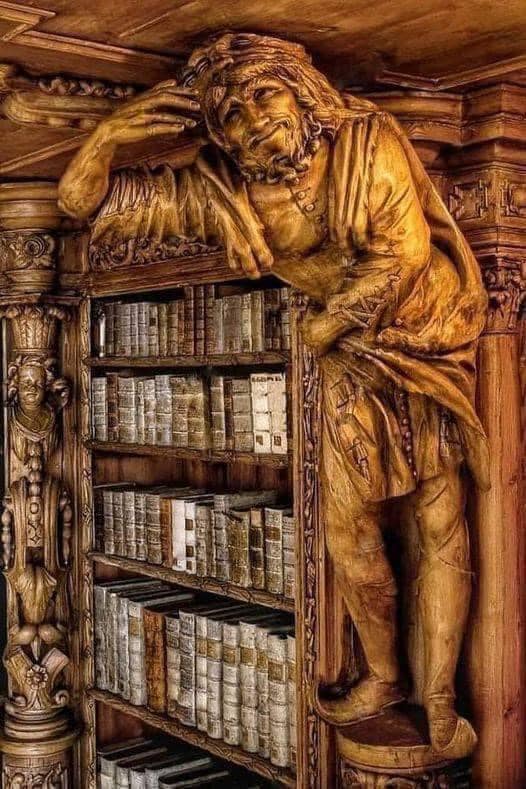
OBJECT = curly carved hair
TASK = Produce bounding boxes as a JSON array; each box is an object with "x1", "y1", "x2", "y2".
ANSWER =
[
  {"x1": 7, "y1": 354, "x2": 70, "y2": 408},
  {"x1": 183, "y1": 32, "x2": 345, "y2": 150}
]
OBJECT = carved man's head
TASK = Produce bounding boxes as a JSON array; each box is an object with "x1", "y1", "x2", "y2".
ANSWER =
[{"x1": 184, "y1": 33, "x2": 345, "y2": 183}]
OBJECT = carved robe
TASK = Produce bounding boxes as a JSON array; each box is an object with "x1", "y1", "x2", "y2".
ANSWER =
[{"x1": 92, "y1": 97, "x2": 489, "y2": 501}]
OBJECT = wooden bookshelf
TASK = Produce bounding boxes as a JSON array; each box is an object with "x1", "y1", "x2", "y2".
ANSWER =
[
  {"x1": 86, "y1": 439, "x2": 291, "y2": 467},
  {"x1": 90, "y1": 552, "x2": 295, "y2": 613},
  {"x1": 76, "y1": 268, "x2": 324, "y2": 789},
  {"x1": 85, "y1": 351, "x2": 290, "y2": 368},
  {"x1": 89, "y1": 689, "x2": 296, "y2": 787}
]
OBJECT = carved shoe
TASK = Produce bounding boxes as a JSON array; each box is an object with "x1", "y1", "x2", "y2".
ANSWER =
[
  {"x1": 428, "y1": 706, "x2": 478, "y2": 760},
  {"x1": 315, "y1": 675, "x2": 405, "y2": 726}
]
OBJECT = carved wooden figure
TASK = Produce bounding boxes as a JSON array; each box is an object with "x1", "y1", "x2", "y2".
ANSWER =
[{"x1": 58, "y1": 32, "x2": 490, "y2": 783}]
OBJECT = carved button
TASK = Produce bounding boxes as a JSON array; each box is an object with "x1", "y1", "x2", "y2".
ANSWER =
[
  {"x1": 305, "y1": 203, "x2": 315, "y2": 212},
  {"x1": 394, "y1": 318, "x2": 404, "y2": 327},
  {"x1": 296, "y1": 190, "x2": 307, "y2": 199}
]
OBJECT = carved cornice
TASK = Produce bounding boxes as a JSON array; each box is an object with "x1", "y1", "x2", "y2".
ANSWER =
[{"x1": 88, "y1": 235, "x2": 219, "y2": 271}]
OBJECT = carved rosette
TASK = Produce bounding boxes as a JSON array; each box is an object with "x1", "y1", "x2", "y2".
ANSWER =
[{"x1": 0, "y1": 191, "x2": 78, "y2": 784}]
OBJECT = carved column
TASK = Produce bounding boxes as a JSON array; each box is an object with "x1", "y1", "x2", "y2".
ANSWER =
[{"x1": 0, "y1": 183, "x2": 78, "y2": 787}]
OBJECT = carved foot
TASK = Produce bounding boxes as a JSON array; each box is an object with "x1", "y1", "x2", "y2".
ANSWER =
[
  {"x1": 316, "y1": 676, "x2": 405, "y2": 726},
  {"x1": 427, "y1": 702, "x2": 477, "y2": 760}
]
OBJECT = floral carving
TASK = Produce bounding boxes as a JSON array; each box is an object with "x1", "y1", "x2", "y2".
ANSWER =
[
  {"x1": 0, "y1": 233, "x2": 55, "y2": 271},
  {"x1": 88, "y1": 235, "x2": 219, "y2": 270},
  {"x1": 483, "y1": 259, "x2": 526, "y2": 333}
]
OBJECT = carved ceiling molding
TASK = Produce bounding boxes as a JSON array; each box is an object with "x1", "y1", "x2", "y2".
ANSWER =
[
  {"x1": 0, "y1": 2, "x2": 177, "y2": 78},
  {"x1": 377, "y1": 53, "x2": 526, "y2": 91}
]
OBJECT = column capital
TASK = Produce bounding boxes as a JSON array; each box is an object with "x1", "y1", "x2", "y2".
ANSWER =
[{"x1": 0, "y1": 182, "x2": 64, "y2": 295}]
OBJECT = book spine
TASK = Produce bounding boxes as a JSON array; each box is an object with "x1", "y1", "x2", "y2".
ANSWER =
[
  {"x1": 123, "y1": 490, "x2": 137, "y2": 560},
  {"x1": 195, "y1": 504, "x2": 211, "y2": 577},
  {"x1": 105, "y1": 302, "x2": 115, "y2": 357},
  {"x1": 222, "y1": 621, "x2": 241, "y2": 746},
  {"x1": 241, "y1": 292, "x2": 252, "y2": 352},
  {"x1": 166, "y1": 617, "x2": 181, "y2": 718},
  {"x1": 184, "y1": 501, "x2": 197, "y2": 575},
  {"x1": 136, "y1": 378, "x2": 146, "y2": 445},
  {"x1": 195, "y1": 613, "x2": 208, "y2": 731},
  {"x1": 171, "y1": 499, "x2": 186, "y2": 572},
  {"x1": 135, "y1": 493, "x2": 147, "y2": 562},
  {"x1": 187, "y1": 376, "x2": 209, "y2": 450},
  {"x1": 160, "y1": 498, "x2": 173, "y2": 568},
  {"x1": 144, "y1": 378, "x2": 156, "y2": 445},
  {"x1": 106, "y1": 591, "x2": 121, "y2": 694},
  {"x1": 269, "y1": 372, "x2": 288, "y2": 455},
  {"x1": 265, "y1": 507, "x2": 284, "y2": 595},
  {"x1": 222, "y1": 294, "x2": 242, "y2": 353},
  {"x1": 213, "y1": 295, "x2": 224, "y2": 353},
  {"x1": 207, "y1": 509, "x2": 217, "y2": 579},
  {"x1": 250, "y1": 290, "x2": 265, "y2": 353},
  {"x1": 210, "y1": 375, "x2": 226, "y2": 451},
  {"x1": 102, "y1": 490, "x2": 115, "y2": 555},
  {"x1": 268, "y1": 633, "x2": 290, "y2": 767},
  {"x1": 144, "y1": 608, "x2": 167, "y2": 713},
  {"x1": 117, "y1": 595, "x2": 131, "y2": 698},
  {"x1": 93, "y1": 488, "x2": 105, "y2": 552},
  {"x1": 240, "y1": 621, "x2": 259, "y2": 753},
  {"x1": 250, "y1": 374, "x2": 271, "y2": 454},
  {"x1": 223, "y1": 377, "x2": 234, "y2": 451},
  {"x1": 232, "y1": 377, "x2": 253, "y2": 452},
  {"x1": 205, "y1": 617, "x2": 224, "y2": 739},
  {"x1": 158, "y1": 302, "x2": 168, "y2": 357},
  {"x1": 130, "y1": 302, "x2": 139, "y2": 357},
  {"x1": 148, "y1": 303, "x2": 160, "y2": 356},
  {"x1": 227, "y1": 510, "x2": 251, "y2": 588},
  {"x1": 94, "y1": 585, "x2": 107, "y2": 689},
  {"x1": 118, "y1": 376, "x2": 137, "y2": 444},
  {"x1": 106, "y1": 373, "x2": 119, "y2": 442},
  {"x1": 167, "y1": 300, "x2": 179, "y2": 355},
  {"x1": 91, "y1": 377, "x2": 108, "y2": 441},
  {"x1": 112, "y1": 491, "x2": 125, "y2": 557},
  {"x1": 128, "y1": 600, "x2": 147, "y2": 706},
  {"x1": 204, "y1": 284, "x2": 216, "y2": 354},
  {"x1": 171, "y1": 376, "x2": 188, "y2": 447},
  {"x1": 155, "y1": 374, "x2": 172, "y2": 446},
  {"x1": 287, "y1": 634, "x2": 297, "y2": 768},
  {"x1": 138, "y1": 302, "x2": 149, "y2": 356},
  {"x1": 177, "y1": 609, "x2": 197, "y2": 726},
  {"x1": 195, "y1": 285, "x2": 205, "y2": 355},
  {"x1": 283, "y1": 514, "x2": 296, "y2": 600},
  {"x1": 213, "y1": 510, "x2": 230, "y2": 582},
  {"x1": 183, "y1": 285, "x2": 195, "y2": 355},
  {"x1": 280, "y1": 287, "x2": 291, "y2": 350},
  {"x1": 256, "y1": 627, "x2": 270, "y2": 758},
  {"x1": 145, "y1": 493, "x2": 162, "y2": 566},
  {"x1": 118, "y1": 302, "x2": 132, "y2": 356},
  {"x1": 249, "y1": 508, "x2": 265, "y2": 590}
]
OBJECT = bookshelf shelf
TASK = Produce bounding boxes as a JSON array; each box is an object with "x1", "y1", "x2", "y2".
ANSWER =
[
  {"x1": 86, "y1": 440, "x2": 291, "y2": 467},
  {"x1": 90, "y1": 552, "x2": 295, "y2": 613},
  {"x1": 89, "y1": 688, "x2": 296, "y2": 788},
  {"x1": 85, "y1": 351, "x2": 290, "y2": 368}
]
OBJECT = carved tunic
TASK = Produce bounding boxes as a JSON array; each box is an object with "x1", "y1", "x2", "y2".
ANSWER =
[{"x1": 92, "y1": 102, "x2": 489, "y2": 502}]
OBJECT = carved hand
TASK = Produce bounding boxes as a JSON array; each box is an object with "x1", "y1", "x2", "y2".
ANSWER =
[{"x1": 94, "y1": 80, "x2": 202, "y2": 147}]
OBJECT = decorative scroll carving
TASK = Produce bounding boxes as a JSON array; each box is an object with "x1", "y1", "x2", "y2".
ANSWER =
[
  {"x1": 88, "y1": 235, "x2": 218, "y2": 270},
  {"x1": 3, "y1": 760, "x2": 68, "y2": 789},
  {"x1": 482, "y1": 259, "x2": 526, "y2": 333},
  {"x1": 0, "y1": 234, "x2": 57, "y2": 292},
  {"x1": 1, "y1": 64, "x2": 137, "y2": 131},
  {"x1": 339, "y1": 759, "x2": 471, "y2": 788}
]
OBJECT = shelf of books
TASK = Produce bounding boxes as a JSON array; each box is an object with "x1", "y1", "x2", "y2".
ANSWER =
[{"x1": 78, "y1": 271, "x2": 323, "y2": 788}]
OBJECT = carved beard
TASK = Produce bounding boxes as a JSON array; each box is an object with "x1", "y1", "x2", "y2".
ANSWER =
[{"x1": 230, "y1": 111, "x2": 323, "y2": 185}]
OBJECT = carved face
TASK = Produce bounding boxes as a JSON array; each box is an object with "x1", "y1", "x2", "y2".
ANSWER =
[
  {"x1": 215, "y1": 76, "x2": 313, "y2": 182},
  {"x1": 18, "y1": 363, "x2": 46, "y2": 411}
]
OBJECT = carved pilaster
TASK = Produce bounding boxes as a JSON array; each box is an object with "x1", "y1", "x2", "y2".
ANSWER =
[{"x1": 0, "y1": 184, "x2": 78, "y2": 786}]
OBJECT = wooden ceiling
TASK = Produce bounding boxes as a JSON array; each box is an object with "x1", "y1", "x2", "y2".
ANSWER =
[{"x1": 1, "y1": 0, "x2": 525, "y2": 181}]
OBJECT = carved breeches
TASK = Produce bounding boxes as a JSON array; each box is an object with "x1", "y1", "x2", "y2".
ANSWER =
[{"x1": 320, "y1": 356, "x2": 471, "y2": 699}]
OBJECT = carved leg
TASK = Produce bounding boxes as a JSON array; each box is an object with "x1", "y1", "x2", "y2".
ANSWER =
[
  {"x1": 316, "y1": 374, "x2": 404, "y2": 725},
  {"x1": 404, "y1": 463, "x2": 476, "y2": 759}
]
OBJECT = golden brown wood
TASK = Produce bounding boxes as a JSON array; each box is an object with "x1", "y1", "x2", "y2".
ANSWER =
[
  {"x1": 89, "y1": 688, "x2": 296, "y2": 787},
  {"x1": 90, "y1": 551, "x2": 295, "y2": 613},
  {"x1": 85, "y1": 351, "x2": 290, "y2": 368}
]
